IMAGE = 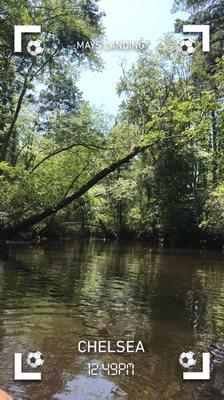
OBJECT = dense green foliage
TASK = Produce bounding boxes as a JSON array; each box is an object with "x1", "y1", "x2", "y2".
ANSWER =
[{"x1": 0, "y1": 0, "x2": 223, "y2": 246}]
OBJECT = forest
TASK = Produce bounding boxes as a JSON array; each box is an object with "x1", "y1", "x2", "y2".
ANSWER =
[{"x1": 0, "y1": 0, "x2": 223, "y2": 247}]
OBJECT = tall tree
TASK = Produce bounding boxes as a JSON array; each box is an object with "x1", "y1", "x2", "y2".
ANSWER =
[{"x1": 0, "y1": 0, "x2": 104, "y2": 162}]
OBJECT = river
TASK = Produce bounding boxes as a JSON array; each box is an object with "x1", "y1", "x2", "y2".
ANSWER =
[{"x1": 0, "y1": 239, "x2": 224, "y2": 399}]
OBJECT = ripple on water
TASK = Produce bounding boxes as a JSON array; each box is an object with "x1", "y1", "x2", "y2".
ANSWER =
[
  {"x1": 0, "y1": 241, "x2": 224, "y2": 400},
  {"x1": 53, "y1": 375, "x2": 128, "y2": 400}
]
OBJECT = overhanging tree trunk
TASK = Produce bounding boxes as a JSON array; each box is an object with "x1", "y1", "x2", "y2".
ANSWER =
[{"x1": 0, "y1": 143, "x2": 148, "y2": 238}]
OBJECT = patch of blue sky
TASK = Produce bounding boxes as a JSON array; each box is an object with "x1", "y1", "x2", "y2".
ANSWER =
[{"x1": 78, "y1": 0, "x2": 186, "y2": 115}]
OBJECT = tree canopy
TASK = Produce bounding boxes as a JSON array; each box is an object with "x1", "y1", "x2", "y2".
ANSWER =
[{"x1": 0, "y1": 0, "x2": 223, "y2": 247}]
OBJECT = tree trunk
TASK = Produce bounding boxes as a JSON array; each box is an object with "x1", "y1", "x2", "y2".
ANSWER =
[
  {"x1": 0, "y1": 144, "x2": 147, "y2": 239},
  {"x1": 211, "y1": 110, "x2": 218, "y2": 185},
  {"x1": 0, "y1": 76, "x2": 29, "y2": 163}
]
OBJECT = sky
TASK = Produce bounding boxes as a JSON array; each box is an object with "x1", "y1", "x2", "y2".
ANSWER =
[{"x1": 78, "y1": 0, "x2": 184, "y2": 115}]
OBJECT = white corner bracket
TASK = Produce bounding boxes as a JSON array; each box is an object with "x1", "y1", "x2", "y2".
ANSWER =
[
  {"x1": 183, "y1": 25, "x2": 210, "y2": 52},
  {"x1": 14, "y1": 25, "x2": 41, "y2": 53},
  {"x1": 14, "y1": 353, "x2": 41, "y2": 381},
  {"x1": 183, "y1": 352, "x2": 210, "y2": 380}
]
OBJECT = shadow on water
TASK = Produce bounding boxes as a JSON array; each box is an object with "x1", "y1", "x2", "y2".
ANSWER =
[{"x1": 0, "y1": 240, "x2": 223, "y2": 399}]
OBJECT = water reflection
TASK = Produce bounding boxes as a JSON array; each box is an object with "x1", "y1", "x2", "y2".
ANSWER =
[
  {"x1": 0, "y1": 240, "x2": 223, "y2": 399},
  {"x1": 54, "y1": 375, "x2": 127, "y2": 400}
]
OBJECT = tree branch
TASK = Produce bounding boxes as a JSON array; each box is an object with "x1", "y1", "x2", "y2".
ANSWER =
[
  {"x1": 30, "y1": 142, "x2": 111, "y2": 173},
  {"x1": 0, "y1": 143, "x2": 148, "y2": 238},
  {"x1": 0, "y1": 66, "x2": 32, "y2": 162},
  {"x1": 0, "y1": 49, "x2": 59, "y2": 163},
  {"x1": 64, "y1": 163, "x2": 89, "y2": 197}
]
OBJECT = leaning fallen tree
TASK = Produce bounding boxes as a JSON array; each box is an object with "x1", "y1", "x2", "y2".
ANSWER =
[{"x1": 0, "y1": 143, "x2": 149, "y2": 239}]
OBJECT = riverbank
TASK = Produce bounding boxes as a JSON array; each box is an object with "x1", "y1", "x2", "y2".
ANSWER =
[{"x1": 1, "y1": 230, "x2": 224, "y2": 252}]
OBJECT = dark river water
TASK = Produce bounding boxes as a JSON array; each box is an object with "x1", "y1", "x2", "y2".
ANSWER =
[{"x1": 0, "y1": 240, "x2": 224, "y2": 400}]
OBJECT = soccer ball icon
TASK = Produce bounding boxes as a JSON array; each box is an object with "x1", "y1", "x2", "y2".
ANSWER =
[
  {"x1": 27, "y1": 351, "x2": 44, "y2": 368},
  {"x1": 27, "y1": 40, "x2": 44, "y2": 56},
  {"x1": 179, "y1": 351, "x2": 197, "y2": 368},
  {"x1": 179, "y1": 39, "x2": 196, "y2": 56}
]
